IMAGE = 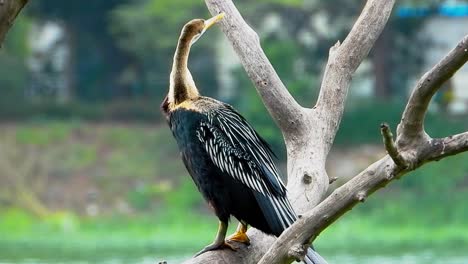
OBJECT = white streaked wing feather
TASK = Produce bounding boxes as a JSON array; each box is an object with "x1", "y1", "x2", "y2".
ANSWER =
[{"x1": 198, "y1": 107, "x2": 296, "y2": 229}]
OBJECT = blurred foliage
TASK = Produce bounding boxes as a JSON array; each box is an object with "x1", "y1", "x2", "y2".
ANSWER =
[
  {"x1": 0, "y1": 0, "x2": 441, "y2": 111},
  {"x1": 0, "y1": 100, "x2": 163, "y2": 122},
  {"x1": 0, "y1": 15, "x2": 31, "y2": 104},
  {"x1": 0, "y1": 120, "x2": 467, "y2": 261},
  {"x1": 28, "y1": 0, "x2": 133, "y2": 100},
  {"x1": 0, "y1": 118, "x2": 466, "y2": 217},
  {"x1": 1, "y1": 173, "x2": 468, "y2": 260},
  {"x1": 335, "y1": 100, "x2": 468, "y2": 145},
  {"x1": 0, "y1": 121, "x2": 189, "y2": 215}
]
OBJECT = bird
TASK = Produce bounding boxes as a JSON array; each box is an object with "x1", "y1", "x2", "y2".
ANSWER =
[{"x1": 161, "y1": 13, "x2": 327, "y2": 264}]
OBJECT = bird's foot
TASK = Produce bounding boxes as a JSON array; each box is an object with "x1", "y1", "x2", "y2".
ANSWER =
[
  {"x1": 194, "y1": 241, "x2": 238, "y2": 257},
  {"x1": 227, "y1": 231, "x2": 251, "y2": 245}
]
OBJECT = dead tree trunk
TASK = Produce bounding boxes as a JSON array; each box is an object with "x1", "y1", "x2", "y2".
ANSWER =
[
  {"x1": 0, "y1": 0, "x2": 28, "y2": 47},
  {"x1": 183, "y1": 0, "x2": 468, "y2": 263}
]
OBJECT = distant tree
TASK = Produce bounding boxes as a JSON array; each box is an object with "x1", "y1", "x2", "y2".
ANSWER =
[{"x1": 29, "y1": 0, "x2": 132, "y2": 101}]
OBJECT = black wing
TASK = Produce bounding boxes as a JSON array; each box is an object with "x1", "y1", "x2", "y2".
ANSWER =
[{"x1": 196, "y1": 104, "x2": 297, "y2": 232}]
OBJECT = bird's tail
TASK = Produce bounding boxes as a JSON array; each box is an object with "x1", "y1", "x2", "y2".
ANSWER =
[
  {"x1": 304, "y1": 247, "x2": 328, "y2": 264},
  {"x1": 275, "y1": 197, "x2": 328, "y2": 264},
  {"x1": 255, "y1": 192, "x2": 328, "y2": 264}
]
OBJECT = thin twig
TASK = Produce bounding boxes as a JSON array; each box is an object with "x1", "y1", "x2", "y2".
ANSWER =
[{"x1": 380, "y1": 123, "x2": 408, "y2": 168}]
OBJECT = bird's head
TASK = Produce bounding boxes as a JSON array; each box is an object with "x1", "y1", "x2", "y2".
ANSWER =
[{"x1": 180, "y1": 13, "x2": 225, "y2": 46}]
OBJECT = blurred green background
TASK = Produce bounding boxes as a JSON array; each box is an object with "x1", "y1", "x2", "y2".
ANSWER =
[{"x1": 0, "y1": 0, "x2": 467, "y2": 263}]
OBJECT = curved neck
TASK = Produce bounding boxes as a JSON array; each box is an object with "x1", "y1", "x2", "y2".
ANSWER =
[{"x1": 168, "y1": 36, "x2": 199, "y2": 105}]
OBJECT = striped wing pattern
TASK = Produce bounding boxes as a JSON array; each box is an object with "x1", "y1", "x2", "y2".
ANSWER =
[{"x1": 196, "y1": 105, "x2": 297, "y2": 230}]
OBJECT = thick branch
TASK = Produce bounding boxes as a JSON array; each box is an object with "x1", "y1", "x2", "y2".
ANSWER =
[
  {"x1": 427, "y1": 132, "x2": 468, "y2": 161},
  {"x1": 398, "y1": 35, "x2": 468, "y2": 141},
  {"x1": 0, "y1": 0, "x2": 28, "y2": 46},
  {"x1": 315, "y1": 0, "x2": 395, "y2": 155},
  {"x1": 205, "y1": 0, "x2": 305, "y2": 134}
]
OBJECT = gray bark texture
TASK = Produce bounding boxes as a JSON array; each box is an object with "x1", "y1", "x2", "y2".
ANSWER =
[
  {"x1": 179, "y1": 1, "x2": 468, "y2": 264},
  {"x1": 0, "y1": 0, "x2": 28, "y2": 46}
]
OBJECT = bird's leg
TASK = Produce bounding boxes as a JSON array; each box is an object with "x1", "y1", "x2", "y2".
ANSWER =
[
  {"x1": 226, "y1": 221, "x2": 250, "y2": 245},
  {"x1": 194, "y1": 221, "x2": 237, "y2": 257}
]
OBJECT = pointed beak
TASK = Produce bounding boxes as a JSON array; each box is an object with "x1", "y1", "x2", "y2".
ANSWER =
[{"x1": 204, "y1": 12, "x2": 225, "y2": 30}]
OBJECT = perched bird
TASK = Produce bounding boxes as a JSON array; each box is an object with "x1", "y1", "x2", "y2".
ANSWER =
[{"x1": 161, "y1": 13, "x2": 327, "y2": 264}]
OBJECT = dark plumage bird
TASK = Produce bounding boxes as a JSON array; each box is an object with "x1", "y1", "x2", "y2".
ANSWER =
[{"x1": 161, "y1": 13, "x2": 327, "y2": 264}]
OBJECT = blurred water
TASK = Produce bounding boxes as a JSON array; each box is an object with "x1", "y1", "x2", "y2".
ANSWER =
[
  {"x1": 329, "y1": 251, "x2": 468, "y2": 264},
  {"x1": 1, "y1": 251, "x2": 468, "y2": 264}
]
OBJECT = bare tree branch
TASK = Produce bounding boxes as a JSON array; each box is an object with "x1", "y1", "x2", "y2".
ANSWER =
[
  {"x1": 397, "y1": 35, "x2": 468, "y2": 142},
  {"x1": 380, "y1": 123, "x2": 408, "y2": 168},
  {"x1": 0, "y1": 0, "x2": 28, "y2": 46},
  {"x1": 258, "y1": 36, "x2": 468, "y2": 264},
  {"x1": 315, "y1": 0, "x2": 395, "y2": 155},
  {"x1": 427, "y1": 132, "x2": 468, "y2": 162}
]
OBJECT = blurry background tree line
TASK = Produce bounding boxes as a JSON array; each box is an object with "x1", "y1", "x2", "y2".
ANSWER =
[
  {"x1": 0, "y1": 0, "x2": 467, "y2": 263},
  {"x1": 0, "y1": 1, "x2": 445, "y2": 114}
]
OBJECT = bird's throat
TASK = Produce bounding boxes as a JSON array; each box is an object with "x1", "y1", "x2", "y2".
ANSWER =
[{"x1": 168, "y1": 38, "x2": 199, "y2": 107}]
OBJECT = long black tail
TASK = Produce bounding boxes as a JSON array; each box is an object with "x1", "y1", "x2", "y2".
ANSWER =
[
  {"x1": 304, "y1": 247, "x2": 328, "y2": 264},
  {"x1": 253, "y1": 192, "x2": 328, "y2": 264}
]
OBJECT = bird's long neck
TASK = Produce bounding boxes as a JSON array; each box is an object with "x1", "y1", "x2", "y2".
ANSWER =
[{"x1": 168, "y1": 36, "x2": 199, "y2": 105}]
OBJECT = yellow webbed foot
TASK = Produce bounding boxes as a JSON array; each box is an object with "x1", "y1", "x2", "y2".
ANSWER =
[
  {"x1": 226, "y1": 231, "x2": 250, "y2": 245},
  {"x1": 226, "y1": 222, "x2": 250, "y2": 245},
  {"x1": 194, "y1": 241, "x2": 238, "y2": 257}
]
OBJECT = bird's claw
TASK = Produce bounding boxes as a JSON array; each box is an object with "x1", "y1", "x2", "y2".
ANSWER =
[{"x1": 194, "y1": 241, "x2": 238, "y2": 257}]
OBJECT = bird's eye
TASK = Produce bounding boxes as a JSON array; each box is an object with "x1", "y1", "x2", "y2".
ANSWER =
[{"x1": 198, "y1": 29, "x2": 203, "y2": 34}]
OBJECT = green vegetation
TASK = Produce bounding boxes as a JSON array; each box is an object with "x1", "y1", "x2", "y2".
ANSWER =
[{"x1": 0, "y1": 119, "x2": 466, "y2": 262}]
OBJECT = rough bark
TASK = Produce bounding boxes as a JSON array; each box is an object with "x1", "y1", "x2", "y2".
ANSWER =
[
  {"x1": 0, "y1": 0, "x2": 28, "y2": 47},
  {"x1": 183, "y1": 0, "x2": 468, "y2": 263}
]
